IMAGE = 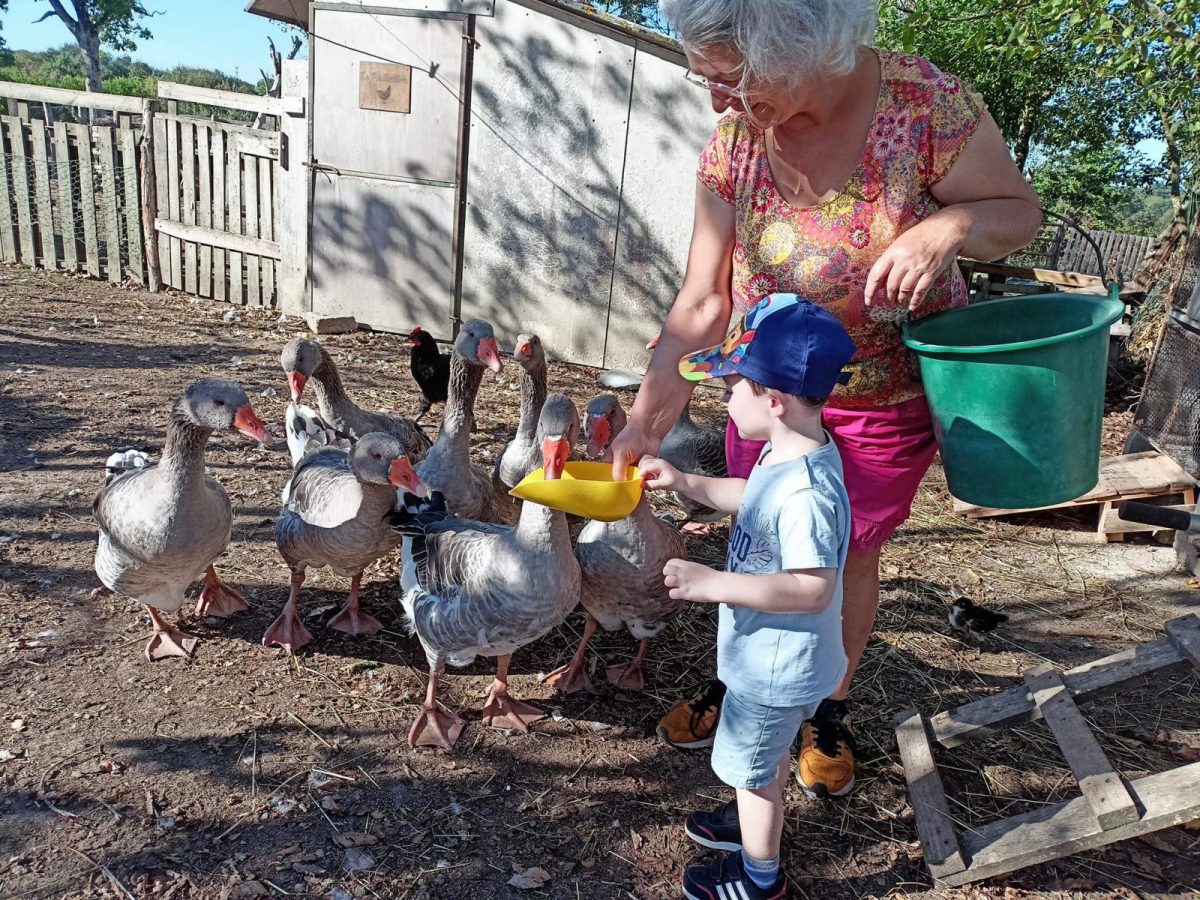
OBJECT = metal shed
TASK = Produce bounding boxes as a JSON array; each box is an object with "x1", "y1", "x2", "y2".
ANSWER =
[{"x1": 247, "y1": 0, "x2": 716, "y2": 368}]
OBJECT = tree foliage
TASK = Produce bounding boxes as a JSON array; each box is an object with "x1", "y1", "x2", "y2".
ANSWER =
[{"x1": 31, "y1": 0, "x2": 159, "y2": 91}]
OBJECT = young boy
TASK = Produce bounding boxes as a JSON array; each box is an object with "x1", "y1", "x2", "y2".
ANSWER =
[{"x1": 638, "y1": 294, "x2": 856, "y2": 899}]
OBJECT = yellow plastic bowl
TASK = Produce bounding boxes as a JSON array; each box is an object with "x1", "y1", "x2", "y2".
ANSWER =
[{"x1": 509, "y1": 461, "x2": 643, "y2": 521}]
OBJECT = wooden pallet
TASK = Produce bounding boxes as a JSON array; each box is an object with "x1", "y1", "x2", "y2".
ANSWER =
[
  {"x1": 895, "y1": 614, "x2": 1200, "y2": 887},
  {"x1": 951, "y1": 451, "x2": 1197, "y2": 543}
]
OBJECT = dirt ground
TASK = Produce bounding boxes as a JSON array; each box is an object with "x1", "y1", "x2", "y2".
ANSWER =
[{"x1": 1, "y1": 266, "x2": 1198, "y2": 900}]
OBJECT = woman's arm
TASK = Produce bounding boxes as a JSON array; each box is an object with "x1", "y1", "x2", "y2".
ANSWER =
[
  {"x1": 611, "y1": 181, "x2": 736, "y2": 477},
  {"x1": 864, "y1": 111, "x2": 1043, "y2": 309}
]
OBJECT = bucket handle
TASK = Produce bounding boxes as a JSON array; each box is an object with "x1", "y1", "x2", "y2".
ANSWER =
[{"x1": 1040, "y1": 208, "x2": 1118, "y2": 298}]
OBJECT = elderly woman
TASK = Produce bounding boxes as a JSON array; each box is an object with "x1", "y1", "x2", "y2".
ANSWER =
[{"x1": 613, "y1": 0, "x2": 1039, "y2": 836}]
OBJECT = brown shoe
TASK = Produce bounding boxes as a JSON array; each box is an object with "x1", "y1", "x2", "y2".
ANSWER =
[
  {"x1": 796, "y1": 699, "x2": 856, "y2": 798},
  {"x1": 655, "y1": 680, "x2": 725, "y2": 750}
]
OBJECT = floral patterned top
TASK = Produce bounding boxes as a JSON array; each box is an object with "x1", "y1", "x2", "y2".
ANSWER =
[{"x1": 697, "y1": 50, "x2": 984, "y2": 409}]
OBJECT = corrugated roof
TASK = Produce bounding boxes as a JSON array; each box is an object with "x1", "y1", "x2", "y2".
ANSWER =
[{"x1": 244, "y1": 0, "x2": 683, "y2": 56}]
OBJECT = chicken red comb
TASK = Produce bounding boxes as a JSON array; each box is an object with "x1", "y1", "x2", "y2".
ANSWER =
[{"x1": 410, "y1": 326, "x2": 422, "y2": 335}]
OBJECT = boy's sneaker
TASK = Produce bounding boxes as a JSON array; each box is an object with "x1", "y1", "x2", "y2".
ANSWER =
[
  {"x1": 684, "y1": 799, "x2": 742, "y2": 851},
  {"x1": 683, "y1": 851, "x2": 786, "y2": 900},
  {"x1": 795, "y1": 698, "x2": 857, "y2": 798},
  {"x1": 656, "y1": 679, "x2": 726, "y2": 750}
]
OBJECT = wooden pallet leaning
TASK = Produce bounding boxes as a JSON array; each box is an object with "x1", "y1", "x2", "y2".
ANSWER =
[
  {"x1": 951, "y1": 451, "x2": 1197, "y2": 543},
  {"x1": 895, "y1": 614, "x2": 1200, "y2": 887}
]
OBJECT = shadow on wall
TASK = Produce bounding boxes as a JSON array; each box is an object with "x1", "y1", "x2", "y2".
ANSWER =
[{"x1": 306, "y1": 8, "x2": 714, "y2": 364}]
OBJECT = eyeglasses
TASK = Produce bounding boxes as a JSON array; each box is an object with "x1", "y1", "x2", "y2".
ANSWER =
[{"x1": 683, "y1": 69, "x2": 744, "y2": 98}]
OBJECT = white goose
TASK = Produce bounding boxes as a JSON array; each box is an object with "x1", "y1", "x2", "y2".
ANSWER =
[
  {"x1": 393, "y1": 394, "x2": 582, "y2": 750},
  {"x1": 93, "y1": 379, "x2": 271, "y2": 660},
  {"x1": 546, "y1": 394, "x2": 687, "y2": 694},
  {"x1": 415, "y1": 319, "x2": 515, "y2": 524}
]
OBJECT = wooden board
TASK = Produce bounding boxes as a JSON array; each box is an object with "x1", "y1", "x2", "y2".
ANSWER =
[
  {"x1": 242, "y1": 154, "x2": 260, "y2": 307},
  {"x1": 52, "y1": 122, "x2": 76, "y2": 271},
  {"x1": 118, "y1": 126, "x2": 143, "y2": 282},
  {"x1": 0, "y1": 80, "x2": 144, "y2": 115},
  {"x1": 155, "y1": 114, "x2": 280, "y2": 159},
  {"x1": 69, "y1": 123, "x2": 100, "y2": 279},
  {"x1": 166, "y1": 115, "x2": 182, "y2": 290},
  {"x1": 153, "y1": 218, "x2": 279, "y2": 260},
  {"x1": 152, "y1": 116, "x2": 171, "y2": 287},
  {"x1": 196, "y1": 125, "x2": 211, "y2": 297},
  {"x1": 930, "y1": 616, "x2": 1199, "y2": 748},
  {"x1": 258, "y1": 155, "x2": 274, "y2": 306},
  {"x1": 157, "y1": 80, "x2": 303, "y2": 117},
  {"x1": 1098, "y1": 495, "x2": 1196, "y2": 543},
  {"x1": 953, "y1": 452, "x2": 1197, "y2": 519},
  {"x1": 211, "y1": 128, "x2": 226, "y2": 302},
  {"x1": 0, "y1": 117, "x2": 17, "y2": 263},
  {"x1": 1023, "y1": 664, "x2": 1137, "y2": 830},
  {"x1": 28, "y1": 122, "x2": 54, "y2": 268},
  {"x1": 941, "y1": 761, "x2": 1200, "y2": 886},
  {"x1": 227, "y1": 134, "x2": 243, "y2": 305},
  {"x1": 894, "y1": 707, "x2": 966, "y2": 879},
  {"x1": 5, "y1": 118, "x2": 36, "y2": 266},
  {"x1": 1165, "y1": 616, "x2": 1200, "y2": 669},
  {"x1": 95, "y1": 126, "x2": 122, "y2": 282},
  {"x1": 180, "y1": 121, "x2": 197, "y2": 295}
]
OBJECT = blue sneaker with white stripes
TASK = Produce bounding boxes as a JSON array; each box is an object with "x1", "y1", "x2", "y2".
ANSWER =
[{"x1": 682, "y1": 851, "x2": 786, "y2": 900}]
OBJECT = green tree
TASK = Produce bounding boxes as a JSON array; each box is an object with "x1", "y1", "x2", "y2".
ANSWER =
[{"x1": 31, "y1": 0, "x2": 159, "y2": 92}]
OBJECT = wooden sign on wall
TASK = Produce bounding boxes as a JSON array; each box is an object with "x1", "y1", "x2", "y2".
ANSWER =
[{"x1": 358, "y1": 62, "x2": 412, "y2": 113}]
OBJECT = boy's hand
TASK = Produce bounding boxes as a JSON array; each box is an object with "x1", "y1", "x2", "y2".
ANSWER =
[
  {"x1": 663, "y1": 558, "x2": 720, "y2": 604},
  {"x1": 638, "y1": 455, "x2": 681, "y2": 492}
]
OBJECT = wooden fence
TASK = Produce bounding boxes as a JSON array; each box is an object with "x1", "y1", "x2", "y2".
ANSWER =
[
  {"x1": 1047, "y1": 222, "x2": 1155, "y2": 282},
  {"x1": 0, "y1": 112, "x2": 144, "y2": 282},
  {"x1": 0, "y1": 80, "x2": 290, "y2": 307}
]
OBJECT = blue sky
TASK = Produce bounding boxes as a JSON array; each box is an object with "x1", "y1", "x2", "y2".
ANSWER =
[{"x1": 2, "y1": 0, "x2": 305, "y2": 81}]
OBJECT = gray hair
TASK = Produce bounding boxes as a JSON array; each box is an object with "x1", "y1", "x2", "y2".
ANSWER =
[{"x1": 660, "y1": 0, "x2": 877, "y2": 87}]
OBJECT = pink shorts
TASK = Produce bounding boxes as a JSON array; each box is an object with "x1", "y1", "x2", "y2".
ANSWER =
[{"x1": 725, "y1": 395, "x2": 937, "y2": 553}]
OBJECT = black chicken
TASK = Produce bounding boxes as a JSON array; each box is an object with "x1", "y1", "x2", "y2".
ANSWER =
[
  {"x1": 948, "y1": 596, "x2": 1008, "y2": 637},
  {"x1": 409, "y1": 326, "x2": 451, "y2": 425}
]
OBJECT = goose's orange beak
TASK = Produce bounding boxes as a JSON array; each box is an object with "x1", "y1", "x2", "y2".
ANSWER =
[
  {"x1": 585, "y1": 415, "x2": 611, "y2": 458},
  {"x1": 514, "y1": 338, "x2": 533, "y2": 362},
  {"x1": 388, "y1": 457, "x2": 427, "y2": 496},
  {"x1": 286, "y1": 370, "x2": 307, "y2": 401},
  {"x1": 646, "y1": 333, "x2": 660, "y2": 350},
  {"x1": 477, "y1": 336, "x2": 503, "y2": 373},
  {"x1": 233, "y1": 404, "x2": 271, "y2": 444},
  {"x1": 541, "y1": 436, "x2": 570, "y2": 481}
]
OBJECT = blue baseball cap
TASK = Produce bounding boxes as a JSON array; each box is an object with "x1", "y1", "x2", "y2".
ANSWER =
[{"x1": 678, "y1": 294, "x2": 856, "y2": 397}]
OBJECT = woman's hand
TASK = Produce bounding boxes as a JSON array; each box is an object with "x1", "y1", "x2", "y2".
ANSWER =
[
  {"x1": 863, "y1": 215, "x2": 966, "y2": 312},
  {"x1": 663, "y1": 558, "x2": 721, "y2": 603},
  {"x1": 637, "y1": 455, "x2": 681, "y2": 492},
  {"x1": 611, "y1": 421, "x2": 661, "y2": 481}
]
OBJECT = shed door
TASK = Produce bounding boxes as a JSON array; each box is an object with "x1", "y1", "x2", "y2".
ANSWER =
[{"x1": 309, "y1": 8, "x2": 464, "y2": 334}]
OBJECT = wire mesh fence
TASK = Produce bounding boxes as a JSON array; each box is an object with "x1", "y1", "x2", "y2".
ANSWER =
[{"x1": 0, "y1": 118, "x2": 143, "y2": 282}]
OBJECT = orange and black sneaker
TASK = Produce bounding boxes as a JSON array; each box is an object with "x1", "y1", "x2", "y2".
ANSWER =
[
  {"x1": 796, "y1": 698, "x2": 857, "y2": 798},
  {"x1": 655, "y1": 679, "x2": 725, "y2": 750}
]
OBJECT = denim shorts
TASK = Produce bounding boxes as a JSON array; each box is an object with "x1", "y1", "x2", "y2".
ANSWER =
[{"x1": 710, "y1": 689, "x2": 821, "y2": 790}]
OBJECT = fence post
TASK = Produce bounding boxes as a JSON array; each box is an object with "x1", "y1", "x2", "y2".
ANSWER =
[{"x1": 140, "y1": 98, "x2": 162, "y2": 293}]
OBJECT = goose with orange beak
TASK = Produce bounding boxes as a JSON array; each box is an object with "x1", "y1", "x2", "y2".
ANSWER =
[
  {"x1": 394, "y1": 394, "x2": 582, "y2": 750},
  {"x1": 415, "y1": 319, "x2": 516, "y2": 524},
  {"x1": 265, "y1": 432, "x2": 427, "y2": 653},
  {"x1": 545, "y1": 393, "x2": 687, "y2": 694},
  {"x1": 280, "y1": 337, "x2": 431, "y2": 460},
  {"x1": 92, "y1": 379, "x2": 272, "y2": 660}
]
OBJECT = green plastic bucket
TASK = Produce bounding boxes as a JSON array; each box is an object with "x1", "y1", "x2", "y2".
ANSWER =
[{"x1": 902, "y1": 290, "x2": 1124, "y2": 509}]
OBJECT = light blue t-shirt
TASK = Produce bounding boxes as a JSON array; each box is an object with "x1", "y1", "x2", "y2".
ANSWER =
[{"x1": 717, "y1": 434, "x2": 851, "y2": 707}]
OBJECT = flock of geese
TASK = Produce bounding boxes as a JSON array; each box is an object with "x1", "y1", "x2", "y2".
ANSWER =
[{"x1": 91, "y1": 319, "x2": 727, "y2": 749}]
